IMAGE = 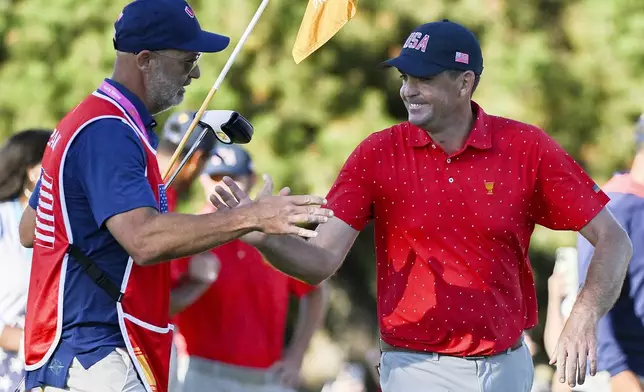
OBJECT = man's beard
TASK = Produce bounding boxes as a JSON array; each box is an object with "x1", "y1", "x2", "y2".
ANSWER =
[{"x1": 145, "y1": 69, "x2": 185, "y2": 115}]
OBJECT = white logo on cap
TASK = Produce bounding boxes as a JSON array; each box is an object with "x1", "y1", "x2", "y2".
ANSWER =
[
  {"x1": 403, "y1": 32, "x2": 429, "y2": 53},
  {"x1": 185, "y1": 6, "x2": 195, "y2": 18},
  {"x1": 212, "y1": 147, "x2": 237, "y2": 167}
]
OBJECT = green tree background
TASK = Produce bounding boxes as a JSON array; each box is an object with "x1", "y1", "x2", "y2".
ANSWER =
[{"x1": 2, "y1": 0, "x2": 644, "y2": 390}]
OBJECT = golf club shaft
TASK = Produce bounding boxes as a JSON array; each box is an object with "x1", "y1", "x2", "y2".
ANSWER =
[
  {"x1": 165, "y1": 127, "x2": 210, "y2": 189},
  {"x1": 162, "y1": 0, "x2": 271, "y2": 184}
]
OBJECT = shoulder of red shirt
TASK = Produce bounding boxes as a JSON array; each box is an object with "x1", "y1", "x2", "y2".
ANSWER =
[{"x1": 351, "y1": 101, "x2": 555, "y2": 154}]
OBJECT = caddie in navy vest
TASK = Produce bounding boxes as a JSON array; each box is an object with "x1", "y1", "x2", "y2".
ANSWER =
[{"x1": 17, "y1": 1, "x2": 333, "y2": 391}]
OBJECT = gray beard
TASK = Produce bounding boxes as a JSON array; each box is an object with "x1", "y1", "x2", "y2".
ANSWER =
[{"x1": 145, "y1": 70, "x2": 184, "y2": 115}]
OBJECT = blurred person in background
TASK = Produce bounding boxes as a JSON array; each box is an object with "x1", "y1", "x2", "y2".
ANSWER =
[
  {"x1": 155, "y1": 110, "x2": 221, "y2": 392},
  {"x1": 568, "y1": 115, "x2": 644, "y2": 392},
  {"x1": 211, "y1": 19, "x2": 633, "y2": 392},
  {"x1": 0, "y1": 129, "x2": 51, "y2": 392},
  {"x1": 173, "y1": 144, "x2": 329, "y2": 392}
]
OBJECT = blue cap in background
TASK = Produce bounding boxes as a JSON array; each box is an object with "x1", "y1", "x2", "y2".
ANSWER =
[
  {"x1": 203, "y1": 144, "x2": 254, "y2": 177},
  {"x1": 379, "y1": 19, "x2": 483, "y2": 78},
  {"x1": 161, "y1": 110, "x2": 217, "y2": 155},
  {"x1": 113, "y1": 0, "x2": 230, "y2": 53}
]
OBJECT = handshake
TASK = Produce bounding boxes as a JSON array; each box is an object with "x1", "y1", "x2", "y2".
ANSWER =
[{"x1": 209, "y1": 173, "x2": 334, "y2": 240}]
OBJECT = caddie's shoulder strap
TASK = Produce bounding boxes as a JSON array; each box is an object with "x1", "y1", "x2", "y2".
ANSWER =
[{"x1": 67, "y1": 244, "x2": 123, "y2": 303}]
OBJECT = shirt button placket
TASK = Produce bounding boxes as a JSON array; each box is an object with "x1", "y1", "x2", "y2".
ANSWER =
[{"x1": 445, "y1": 155, "x2": 454, "y2": 184}]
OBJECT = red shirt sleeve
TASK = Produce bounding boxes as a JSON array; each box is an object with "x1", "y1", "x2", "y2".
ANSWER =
[
  {"x1": 170, "y1": 257, "x2": 191, "y2": 289},
  {"x1": 529, "y1": 130, "x2": 610, "y2": 230},
  {"x1": 325, "y1": 136, "x2": 377, "y2": 231},
  {"x1": 288, "y1": 277, "x2": 317, "y2": 298}
]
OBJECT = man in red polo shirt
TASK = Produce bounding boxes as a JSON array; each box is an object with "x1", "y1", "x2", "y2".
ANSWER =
[
  {"x1": 172, "y1": 144, "x2": 328, "y2": 392},
  {"x1": 211, "y1": 19, "x2": 633, "y2": 392}
]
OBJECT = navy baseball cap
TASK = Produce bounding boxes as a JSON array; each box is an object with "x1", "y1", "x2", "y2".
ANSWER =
[
  {"x1": 113, "y1": 0, "x2": 230, "y2": 53},
  {"x1": 161, "y1": 110, "x2": 217, "y2": 154},
  {"x1": 203, "y1": 144, "x2": 254, "y2": 177},
  {"x1": 379, "y1": 19, "x2": 483, "y2": 78}
]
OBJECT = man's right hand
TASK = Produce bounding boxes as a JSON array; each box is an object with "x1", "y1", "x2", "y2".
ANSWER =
[{"x1": 210, "y1": 174, "x2": 334, "y2": 238}]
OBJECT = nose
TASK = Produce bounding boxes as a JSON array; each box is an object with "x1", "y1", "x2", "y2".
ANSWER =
[{"x1": 189, "y1": 64, "x2": 201, "y2": 80}]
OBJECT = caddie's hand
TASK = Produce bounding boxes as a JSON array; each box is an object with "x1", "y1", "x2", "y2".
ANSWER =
[
  {"x1": 550, "y1": 308, "x2": 599, "y2": 388},
  {"x1": 209, "y1": 179, "x2": 252, "y2": 211},
  {"x1": 210, "y1": 174, "x2": 333, "y2": 238},
  {"x1": 242, "y1": 184, "x2": 292, "y2": 246}
]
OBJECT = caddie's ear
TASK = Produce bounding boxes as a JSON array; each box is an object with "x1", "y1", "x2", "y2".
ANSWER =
[{"x1": 135, "y1": 50, "x2": 153, "y2": 72}]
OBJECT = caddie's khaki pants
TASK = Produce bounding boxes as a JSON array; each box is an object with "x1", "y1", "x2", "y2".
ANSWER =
[{"x1": 35, "y1": 348, "x2": 146, "y2": 392}]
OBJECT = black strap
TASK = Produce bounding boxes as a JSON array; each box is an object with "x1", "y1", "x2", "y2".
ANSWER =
[{"x1": 67, "y1": 244, "x2": 123, "y2": 302}]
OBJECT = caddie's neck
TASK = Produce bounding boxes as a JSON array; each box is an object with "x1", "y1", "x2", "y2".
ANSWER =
[
  {"x1": 424, "y1": 102, "x2": 474, "y2": 155},
  {"x1": 631, "y1": 148, "x2": 644, "y2": 185},
  {"x1": 111, "y1": 53, "x2": 153, "y2": 114}
]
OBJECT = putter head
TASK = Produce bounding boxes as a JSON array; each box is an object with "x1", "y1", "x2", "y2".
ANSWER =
[{"x1": 198, "y1": 110, "x2": 254, "y2": 144}]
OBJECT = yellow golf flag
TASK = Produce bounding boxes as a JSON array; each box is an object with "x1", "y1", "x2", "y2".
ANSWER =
[{"x1": 292, "y1": 0, "x2": 358, "y2": 64}]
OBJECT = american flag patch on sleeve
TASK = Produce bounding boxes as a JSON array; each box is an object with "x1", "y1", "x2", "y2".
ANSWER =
[{"x1": 592, "y1": 183, "x2": 601, "y2": 193}]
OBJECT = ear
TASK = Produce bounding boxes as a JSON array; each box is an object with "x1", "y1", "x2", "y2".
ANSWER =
[
  {"x1": 136, "y1": 50, "x2": 153, "y2": 72},
  {"x1": 460, "y1": 71, "x2": 475, "y2": 97}
]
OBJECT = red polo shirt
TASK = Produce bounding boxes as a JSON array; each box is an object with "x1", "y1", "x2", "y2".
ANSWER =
[
  {"x1": 326, "y1": 101, "x2": 610, "y2": 357},
  {"x1": 171, "y1": 206, "x2": 317, "y2": 368}
]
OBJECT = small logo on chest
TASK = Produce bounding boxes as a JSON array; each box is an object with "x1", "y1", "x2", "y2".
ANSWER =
[{"x1": 484, "y1": 181, "x2": 494, "y2": 195}]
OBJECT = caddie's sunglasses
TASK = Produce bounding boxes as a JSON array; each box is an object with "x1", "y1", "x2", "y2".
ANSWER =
[{"x1": 153, "y1": 51, "x2": 202, "y2": 74}]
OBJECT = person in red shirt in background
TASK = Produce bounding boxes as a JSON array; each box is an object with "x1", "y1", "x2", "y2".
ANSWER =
[
  {"x1": 172, "y1": 143, "x2": 329, "y2": 392},
  {"x1": 210, "y1": 19, "x2": 633, "y2": 392},
  {"x1": 155, "y1": 110, "x2": 221, "y2": 392}
]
